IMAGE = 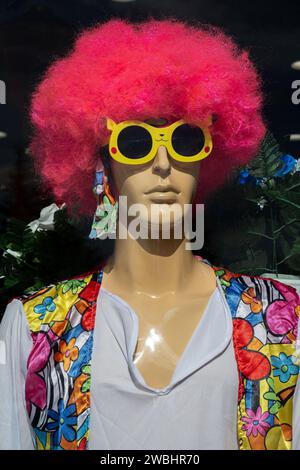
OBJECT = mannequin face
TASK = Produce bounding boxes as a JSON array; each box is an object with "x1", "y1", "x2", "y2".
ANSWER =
[{"x1": 102, "y1": 118, "x2": 201, "y2": 232}]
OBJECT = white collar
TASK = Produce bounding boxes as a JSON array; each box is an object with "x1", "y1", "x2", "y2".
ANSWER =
[{"x1": 98, "y1": 275, "x2": 232, "y2": 394}]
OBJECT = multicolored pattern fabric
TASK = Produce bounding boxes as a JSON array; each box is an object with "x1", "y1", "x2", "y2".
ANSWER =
[
  {"x1": 88, "y1": 163, "x2": 118, "y2": 240},
  {"x1": 17, "y1": 271, "x2": 102, "y2": 450},
  {"x1": 17, "y1": 257, "x2": 300, "y2": 450},
  {"x1": 208, "y1": 262, "x2": 300, "y2": 450}
]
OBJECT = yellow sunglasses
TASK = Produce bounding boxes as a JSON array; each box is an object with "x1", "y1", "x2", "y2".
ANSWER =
[{"x1": 105, "y1": 117, "x2": 213, "y2": 165}]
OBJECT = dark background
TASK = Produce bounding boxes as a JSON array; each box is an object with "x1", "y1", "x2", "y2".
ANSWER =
[{"x1": 0, "y1": 0, "x2": 299, "y2": 241}]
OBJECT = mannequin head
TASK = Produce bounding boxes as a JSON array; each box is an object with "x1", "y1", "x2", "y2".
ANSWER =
[
  {"x1": 28, "y1": 18, "x2": 266, "y2": 221},
  {"x1": 102, "y1": 117, "x2": 202, "y2": 230}
]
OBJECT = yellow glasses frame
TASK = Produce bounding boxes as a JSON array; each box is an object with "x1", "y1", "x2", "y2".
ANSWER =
[{"x1": 105, "y1": 117, "x2": 213, "y2": 165}]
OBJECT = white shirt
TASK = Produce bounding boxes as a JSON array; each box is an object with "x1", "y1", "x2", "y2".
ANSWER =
[{"x1": 1, "y1": 276, "x2": 300, "y2": 450}]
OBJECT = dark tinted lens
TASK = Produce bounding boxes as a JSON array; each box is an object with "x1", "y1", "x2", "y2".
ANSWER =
[
  {"x1": 117, "y1": 125, "x2": 152, "y2": 159},
  {"x1": 171, "y1": 124, "x2": 205, "y2": 157}
]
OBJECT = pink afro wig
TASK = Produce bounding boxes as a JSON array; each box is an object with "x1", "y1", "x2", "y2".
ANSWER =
[{"x1": 29, "y1": 16, "x2": 266, "y2": 219}]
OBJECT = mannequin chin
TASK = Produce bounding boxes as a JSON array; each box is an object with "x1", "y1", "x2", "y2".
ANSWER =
[{"x1": 105, "y1": 118, "x2": 201, "y2": 238}]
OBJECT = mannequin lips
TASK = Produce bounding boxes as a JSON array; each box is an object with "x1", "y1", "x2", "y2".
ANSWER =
[
  {"x1": 144, "y1": 184, "x2": 179, "y2": 194},
  {"x1": 148, "y1": 194, "x2": 178, "y2": 204},
  {"x1": 144, "y1": 184, "x2": 180, "y2": 204}
]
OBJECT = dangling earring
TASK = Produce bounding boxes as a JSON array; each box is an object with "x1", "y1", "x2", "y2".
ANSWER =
[{"x1": 88, "y1": 159, "x2": 118, "y2": 239}]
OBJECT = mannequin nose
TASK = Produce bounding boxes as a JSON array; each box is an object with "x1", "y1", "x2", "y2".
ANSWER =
[{"x1": 152, "y1": 145, "x2": 171, "y2": 173}]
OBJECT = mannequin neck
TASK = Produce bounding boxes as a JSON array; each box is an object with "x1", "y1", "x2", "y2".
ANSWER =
[{"x1": 104, "y1": 232, "x2": 202, "y2": 296}]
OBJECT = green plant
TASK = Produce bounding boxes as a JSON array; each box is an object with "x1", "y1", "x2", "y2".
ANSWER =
[{"x1": 0, "y1": 207, "x2": 113, "y2": 317}]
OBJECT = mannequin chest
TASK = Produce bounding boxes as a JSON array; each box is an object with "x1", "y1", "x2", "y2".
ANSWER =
[
  {"x1": 129, "y1": 292, "x2": 217, "y2": 389},
  {"x1": 100, "y1": 260, "x2": 217, "y2": 389},
  {"x1": 99, "y1": 284, "x2": 217, "y2": 389}
]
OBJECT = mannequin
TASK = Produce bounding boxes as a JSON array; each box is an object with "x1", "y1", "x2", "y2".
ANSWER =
[
  {"x1": 1, "y1": 17, "x2": 300, "y2": 451},
  {"x1": 100, "y1": 118, "x2": 217, "y2": 388}
]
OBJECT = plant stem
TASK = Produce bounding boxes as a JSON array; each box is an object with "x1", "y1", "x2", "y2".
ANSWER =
[
  {"x1": 248, "y1": 231, "x2": 273, "y2": 240},
  {"x1": 273, "y1": 218, "x2": 298, "y2": 234},
  {"x1": 270, "y1": 204, "x2": 278, "y2": 275},
  {"x1": 284, "y1": 182, "x2": 300, "y2": 192},
  {"x1": 276, "y1": 196, "x2": 300, "y2": 210},
  {"x1": 277, "y1": 253, "x2": 293, "y2": 266}
]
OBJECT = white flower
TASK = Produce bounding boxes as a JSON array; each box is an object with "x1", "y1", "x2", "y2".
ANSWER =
[
  {"x1": 27, "y1": 202, "x2": 66, "y2": 233},
  {"x1": 3, "y1": 248, "x2": 22, "y2": 258},
  {"x1": 257, "y1": 197, "x2": 268, "y2": 210}
]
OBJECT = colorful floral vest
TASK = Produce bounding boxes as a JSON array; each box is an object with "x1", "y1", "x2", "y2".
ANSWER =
[{"x1": 16, "y1": 256, "x2": 300, "y2": 450}]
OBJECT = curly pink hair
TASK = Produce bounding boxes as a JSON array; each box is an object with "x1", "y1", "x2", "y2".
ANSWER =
[{"x1": 29, "y1": 17, "x2": 266, "y2": 219}]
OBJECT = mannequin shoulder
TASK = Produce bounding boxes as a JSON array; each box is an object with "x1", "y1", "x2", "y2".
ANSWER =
[
  {"x1": 211, "y1": 261, "x2": 299, "y2": 301},
  {"x1": 216, "y1": 265, "x2": 300, "y2": 342},
  {"x1": 236, "y1": 270, "x2": 299, "y2": 303},
  {"x1": 12, "y1": 272, "x2": 95, "y2": 333}
]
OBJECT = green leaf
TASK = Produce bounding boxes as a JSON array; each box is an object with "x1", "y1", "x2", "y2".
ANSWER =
[
  {"x1": 269, "y1": 402, "x2": 282, "y2": 414},
  {"x1": 263, "y1": 391, "x2": 280, "y2": 401},
  {"x1": 267, "y1": 377, "x2": 275, "y2": 390},
  {"x1": 81, "y1": 378, "x2": 91, "y2": 393},
  {"x1": 247, "y1": 131, "x2": 282, "y2": 179},
  {"x1": 81, "y1": 365, "x2": 91, "y2": 375}
]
